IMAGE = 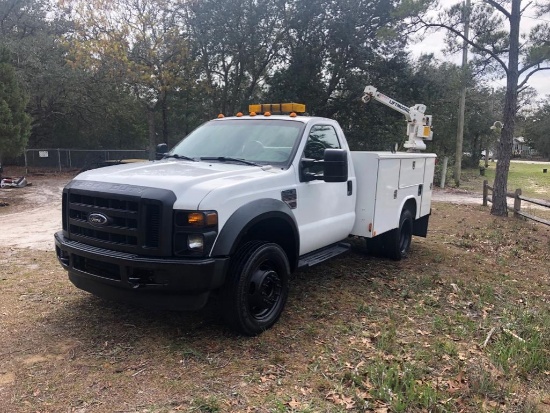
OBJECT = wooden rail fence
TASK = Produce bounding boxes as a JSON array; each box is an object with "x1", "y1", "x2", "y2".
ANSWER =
[{"x1": 483, "y1": 180, "x2": 550, "y2": 226}]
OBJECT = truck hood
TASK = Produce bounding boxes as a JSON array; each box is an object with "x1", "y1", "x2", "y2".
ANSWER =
[{"x1": 74, "y1": 159, "x2": 278, "y2": 210}]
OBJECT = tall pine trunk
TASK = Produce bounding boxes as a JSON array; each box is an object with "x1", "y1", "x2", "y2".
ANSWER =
[
  {"x1": 491, "y1": 0, "x2": 520, "y2": 216},
  {"x1": 147, "y1": 108, "x2": 156, "y2": 161}
]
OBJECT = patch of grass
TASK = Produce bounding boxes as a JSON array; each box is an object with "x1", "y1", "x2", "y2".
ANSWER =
[
  {"x1": 432, "y1": 314, "x2": 448, "y2": 332},
  {"x1": 191, "y1": 396, "x2": 220, "y2": 412},
  {"x1": 460, "y1": 161, "x2": 550, "y2": 199},
  {"x1": 489, "y1": 308, "x2": 550, "y2": 378},
  {"x1": 434, "y1": 339, "x2": 458, "y2": 358},
  {"x1": 467, "y1": 365, "x2": 508, "y2": 403},
  {"x1": 169, "y1": 343, "x2": 205, "y2": 360},
  {"x1": 366, "y1": 360, "x2": 443, "y2": 412},
  {"x1": 451, "y1": 313, "x2": 478, "y2": 337},
  {"x1": 374, "y1": 323, "x2": 398, "y2": 354}
]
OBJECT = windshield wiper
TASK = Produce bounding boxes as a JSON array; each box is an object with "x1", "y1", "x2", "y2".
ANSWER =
[
  {"x1": 164, "y1": 154, "x2": 198, "y2": 162},
  {"x1": 200, "y1": 156, "x2": 261, "y2": 166}
]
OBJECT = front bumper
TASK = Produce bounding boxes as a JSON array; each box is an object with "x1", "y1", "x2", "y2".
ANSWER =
[{"x1": 54, "y1": 232, "x2": 229, "y2": 310}]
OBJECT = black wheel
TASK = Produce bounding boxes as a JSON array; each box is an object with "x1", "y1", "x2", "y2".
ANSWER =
[
  {"x1": 222, "y1": 241, "x2": 290, "y2": 336},
  {"x1": 385, "y1": 208, "x2": 413, "y2": 261}
]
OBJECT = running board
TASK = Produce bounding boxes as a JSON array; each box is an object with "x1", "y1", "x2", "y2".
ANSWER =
[{"x1": 298, "y1": 242, "x2": 350, "y2": 268}]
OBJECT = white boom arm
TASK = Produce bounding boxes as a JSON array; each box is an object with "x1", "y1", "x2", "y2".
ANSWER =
[{"x1": 362, "y1": 85, "x2": 433, "y2": 151}]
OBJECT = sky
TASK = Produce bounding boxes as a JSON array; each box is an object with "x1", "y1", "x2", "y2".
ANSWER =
[{"x1": 406, "y1": 0, "x2": 550, "y2": 99}]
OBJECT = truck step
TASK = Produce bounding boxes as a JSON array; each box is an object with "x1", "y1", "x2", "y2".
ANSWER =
[{"x1": 298, "y1": 242, "x2": 350, "y2": 268}]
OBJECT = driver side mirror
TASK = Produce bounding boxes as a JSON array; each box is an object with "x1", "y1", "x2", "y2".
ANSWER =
[
  {"x1": 323, "y1": 149, "x2": 348, "y2": 183},
  {"x1": 300, "y1": 149, "x2": 348, "y2": 182},
  {"x1": 156, "y1": 143, "x2": 169, "y2": 160}
]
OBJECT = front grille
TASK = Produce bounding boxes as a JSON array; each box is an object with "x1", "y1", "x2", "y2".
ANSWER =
[
  {"x1": 73, "y1": 254, "x2": 121, "y2": 280},
  {"x1": 63, "y1": 181, "x2": 175, "y2": 256},
  {"x1": 69, "y1": 193, "x2": 139, "y2": 212},
  {"x1": 145, "y1": 204, "x2": 161, "y2": 248},
  {"x1": 69, "y1": 224, "x2": 138, "y2": 245}
]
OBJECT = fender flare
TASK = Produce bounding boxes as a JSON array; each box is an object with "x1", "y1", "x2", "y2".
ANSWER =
[{"x1": 211, "y1": 198, "x2": 300, "y2": 260}]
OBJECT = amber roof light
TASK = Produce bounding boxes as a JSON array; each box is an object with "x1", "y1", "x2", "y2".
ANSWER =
[{"x1": 248, "y1": 103, "x2": 306, "y2": 115}]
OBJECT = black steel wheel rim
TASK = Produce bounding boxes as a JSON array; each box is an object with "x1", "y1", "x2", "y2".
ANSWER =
[{"x1": 247, "y1": 262, "x2": 283, "y2": 321}]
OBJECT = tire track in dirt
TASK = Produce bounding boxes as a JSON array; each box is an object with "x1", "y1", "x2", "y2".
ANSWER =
[{"x1": 0, "y1": 178, "x2": 68, "y2": 251}]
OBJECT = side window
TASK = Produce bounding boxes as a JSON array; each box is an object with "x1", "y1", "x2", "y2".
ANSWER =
[
  {"x1": 302, "y1": 125, "x2": 341, "y2": 177},
  {"x1": 303, "y1": 125, "x2": 341, "y2": 160}
]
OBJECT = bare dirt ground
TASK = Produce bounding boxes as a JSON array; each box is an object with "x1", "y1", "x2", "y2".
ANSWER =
[{"x1": 0, "y1": 169, "x2": 73, "y2": 250}]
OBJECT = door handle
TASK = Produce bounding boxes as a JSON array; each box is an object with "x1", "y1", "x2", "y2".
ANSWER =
[{"x1": 347, "y1": 180, "x2": 353, "y2": 196}]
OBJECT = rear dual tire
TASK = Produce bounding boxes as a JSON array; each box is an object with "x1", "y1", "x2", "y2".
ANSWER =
[{"x1": 366, "y1": 208, "x2": 413, "y2": 261}]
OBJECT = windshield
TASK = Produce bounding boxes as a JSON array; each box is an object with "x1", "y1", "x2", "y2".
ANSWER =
[{"x1": 170, "y1": 119, "x2": 305, "y2": 166}]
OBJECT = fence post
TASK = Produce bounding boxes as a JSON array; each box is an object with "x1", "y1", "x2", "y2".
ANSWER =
[
  {"x1": 514, "y1": 188, "x2": 522, "y2": 218},
  {"x1": 440, "y1": 157, "x2": 449, "y2": 189},
  {"x1": 24, "y1": 150, "x2": 29, "y2": 175},
  {"x1": 483, "y1": 180, "x2": 488, "y2": 206}
]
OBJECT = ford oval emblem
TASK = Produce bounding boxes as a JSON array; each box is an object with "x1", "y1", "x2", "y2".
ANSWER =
[{"x1": 88, "y1": 213, "x2": 110, "y2": 227}]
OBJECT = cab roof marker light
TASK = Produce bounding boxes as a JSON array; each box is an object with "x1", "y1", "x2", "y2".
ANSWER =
[
  {"x1": 250, "y1": 111, "x2": 257, "y2": 117},
  {"x1": 264, "y1": 111, "x2": 271, "y2": 117},
  {"x1": 249, "y1": 104, "x2": 261, "y2": 113},
  {"x1": 281, "y1": 103, "x2": 306, "y2": 113},
  {"x1": 236, "y1": 112, "x2": 243, "y2": 117},
  {"x1": 217, "y1": 114, "x2": 224, "y2": 118},
  {"x1": 248, "y1": 102, "x2": 306, "y2": 115}
]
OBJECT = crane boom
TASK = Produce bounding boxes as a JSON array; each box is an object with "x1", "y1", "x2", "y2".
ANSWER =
[{"x1": 362, "y1": 85, "x2": 433, "y2": 151}]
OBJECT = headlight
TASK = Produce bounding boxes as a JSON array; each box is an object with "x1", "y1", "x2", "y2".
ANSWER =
[
  {"x1": 173, "y1": 210, "x2": 218, "y2": 257},
  {"x1": 187, "y1": 234, "x2": 204, "y2": 251}
]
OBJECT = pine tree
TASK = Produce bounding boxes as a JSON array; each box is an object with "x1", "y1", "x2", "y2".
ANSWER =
[{"x1": 0, "y1": 48, "x2": 31, "y2": 162}]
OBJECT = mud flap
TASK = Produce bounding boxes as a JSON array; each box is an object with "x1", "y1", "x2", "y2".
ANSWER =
[{"x1": 413, "y1": 214, "x2": 430, "y2": 237}]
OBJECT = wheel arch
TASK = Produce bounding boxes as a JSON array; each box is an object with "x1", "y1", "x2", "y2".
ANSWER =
[
  {"x1": 211, "y1": 199, "x2": 300, "y2": 271},
  {"x1": 399, "y1": 196, "x2": 429, "y2": 237},
  {"x1": 400, "y1": 197, "x2": 417, "y2": 220}
]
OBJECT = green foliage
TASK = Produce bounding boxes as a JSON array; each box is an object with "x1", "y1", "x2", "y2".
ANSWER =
[
  {"x1": 0, "y1": 48, "x2": 31, "y2": 159},
  {"x1": 524, "y1": 103, "x2": 550, "y2": 158},
  {"x1": 2, "y1": 0, "x2": 545, "y2": 160},
  {"x1": 189, "y1": 0, "x2": 287, "y2": 112}
]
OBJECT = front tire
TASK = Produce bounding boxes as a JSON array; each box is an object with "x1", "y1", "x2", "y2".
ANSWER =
[{"x1": 222, "y1": 241, "x2": 290, "y2": 336}]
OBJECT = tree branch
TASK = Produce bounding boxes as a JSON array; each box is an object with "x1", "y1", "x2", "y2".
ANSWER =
[
  {"x1": 518, "y1": 55, "x2": 550, "y2": 76},
  {"x1": 419, "y1": 19, "x2": 509, "y2": 74},
  {"x1": 518, "y1": 65, "x2": 550, "y2": 90},
  {"x1": 483, "y1": 0, "x2": 511, "y2": 19},
  {"x1": 520, "y1": 1, "x2": 533, "y2": 15}
]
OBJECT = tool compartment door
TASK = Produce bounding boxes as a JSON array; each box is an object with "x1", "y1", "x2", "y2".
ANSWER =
[
  {"x1": 399, "y1": 158, "x2": 426, "y2": 188},
  {"x1": 420, "y1": 157, "x2": 435, "y2": 216},
  {"x1": 372, "y1": 158, "x2": 400, "y2": 236}
]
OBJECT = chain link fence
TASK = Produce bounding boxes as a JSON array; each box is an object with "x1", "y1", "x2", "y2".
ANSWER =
[{"x1": 22, "y1": 149, "x2": 149, "y2": 171}]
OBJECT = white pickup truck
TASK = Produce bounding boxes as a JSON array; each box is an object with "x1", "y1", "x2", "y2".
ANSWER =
[{"x1": 55, "y1": 96, "x2": 436, "y2": 335}]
